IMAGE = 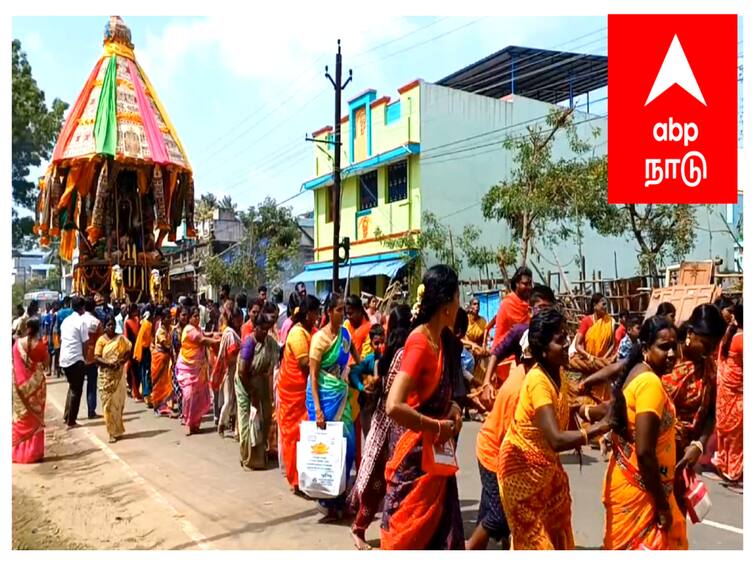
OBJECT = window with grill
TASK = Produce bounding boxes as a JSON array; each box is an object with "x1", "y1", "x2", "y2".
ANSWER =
[
  {"x1": 359, "y1": 170, "x2": 378, "y2": 211},
  {"x1": 387, "y1": 161, "x2": 408, "y2": 203}
]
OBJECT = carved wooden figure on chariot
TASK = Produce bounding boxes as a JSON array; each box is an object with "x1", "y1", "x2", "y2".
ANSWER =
[
  {"x1": 111, "y1": 264, "x2": 126, "y2": 302},
  {"x1": 149, "y1": 269, "x2": 164, "y2": 304}
]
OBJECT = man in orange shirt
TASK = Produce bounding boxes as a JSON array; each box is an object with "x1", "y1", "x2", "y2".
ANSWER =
[
  {"x1": 467, "y1": 283, "x2": 554, "y2": 551},
  {"x1": 491, "y1": 266, "x2": 533, "y2": 349}
]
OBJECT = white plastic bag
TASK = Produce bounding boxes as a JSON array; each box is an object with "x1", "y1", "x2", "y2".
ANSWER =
[
  {"x1": 296, "y1": 421, "x2": 347, "y2": 499},
  {"x1": 248, "y1": 405, "x2": 263, "y2": 448}
]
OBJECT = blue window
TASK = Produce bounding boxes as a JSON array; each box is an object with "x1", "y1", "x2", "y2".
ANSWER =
[
  {"x1": 359, "y1": 171, "x2": 378, "y2": 211},
  {"x1": 387, "y1": 161, "x2": 408, "y2": 203},
  {"x1": 386, "y1": 101, "x2": 401, "y2": 125}
]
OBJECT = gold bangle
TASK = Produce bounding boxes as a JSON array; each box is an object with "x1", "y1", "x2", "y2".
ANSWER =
[{"x1": 581, "y1": 428, "x2": 589, "y2": 446}]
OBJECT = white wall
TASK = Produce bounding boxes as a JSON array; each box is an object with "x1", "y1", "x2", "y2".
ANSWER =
[{"x1": 419, "y1": 83, "x2": 737, "y2": 284}]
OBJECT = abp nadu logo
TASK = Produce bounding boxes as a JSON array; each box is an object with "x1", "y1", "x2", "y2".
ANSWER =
[{"x1": 608, "y1": 15, "x2": 737, "y2": 205}]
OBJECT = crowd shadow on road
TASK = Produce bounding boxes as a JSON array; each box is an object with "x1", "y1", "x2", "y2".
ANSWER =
[
  {"x1": 119, "y1": 429, "x2": 170, "y2": 441},
  {"x1": 39, "y1": 447, "x2": 100, "y2": 463},
  {"x1": 80, "y1": 416, "x2": 139, "y2": 428},
  {"x1": 560, "y1": 451, "x2": 602, "y2": 466},
  {"x1": 168, "y1": 508, "x2": 322, "y2": 550}
]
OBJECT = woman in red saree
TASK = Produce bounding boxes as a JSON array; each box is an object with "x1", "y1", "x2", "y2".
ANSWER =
[
  {"x1": 277, "y1": 294, "x2": 320, "y2": 493},
  {"x1": 349, "y1": 303, "x2": 413, "y2": 550},
  {"x1": 661, "y1": 304, "x2": 727, "y2": 513},
  {"x1": 381, "y1": 265, "x2": 465, "y2": 550},
  {"x1": 713, "y1": 303, "x2": 743, "y2": 483},
  {"x1": 13, "y1": 318, "x2": 49, "y2": 464},
  {"x1": 176, "y1": 307, "x2": 220, "y2": 435}
]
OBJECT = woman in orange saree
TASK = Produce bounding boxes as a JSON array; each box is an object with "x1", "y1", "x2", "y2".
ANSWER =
[
  {"x1": 713, "y1": 303, "x2": 743, "y2": 483},
  {"x1": 380, "y1": 265, "x2": 465, "y2": 550},
  {"x1": 277, "y1": 294, "x2": 320, "y2": 492},
  {"x1": 150, "y1": 308, "x2": 174, "y2": 416},
  {"x1": 498, "y1": 308, "x2": 610, "y2": 550},
  {"x1": 13, "y1": 318, "x2": 49, "y2": 464},
  {"x1": 603, "y1": 316, "x2": 687, "y2": 550}
]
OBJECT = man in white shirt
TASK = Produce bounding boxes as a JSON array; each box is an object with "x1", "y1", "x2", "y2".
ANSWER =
[
  {"x1": 60, "y1": 297, "x2": 89, "y2": 428},
  {"x1": 199, "y1": 297, "x2": 208, "y2": 331},
  {"x1": 114, "y1": 303, "x2": 127, "y2": 335},
  {"x1": 81, "y1": 297, "x2": 103, "y2": 419}
]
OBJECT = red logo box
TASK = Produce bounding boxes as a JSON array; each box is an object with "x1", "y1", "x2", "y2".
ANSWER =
[{"x1": 608, "y1": 14, "x2": 738, "y2": 204}]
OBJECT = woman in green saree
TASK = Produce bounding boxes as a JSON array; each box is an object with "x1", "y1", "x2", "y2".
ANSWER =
[
  {"x1": 307, "y1": 292, "x2": 361, "y2": 521},
  {"x1": 236, "y1": 303, "x2": 280, "y2": 470}
]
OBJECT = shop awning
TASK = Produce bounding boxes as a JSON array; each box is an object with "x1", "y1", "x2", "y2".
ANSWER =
[
  {"x1": 289, "y1": 252, "x2": 415, "y2": 284},
  {"x1": 169, "y1": 265, "x2": 196, "y2": 277}
]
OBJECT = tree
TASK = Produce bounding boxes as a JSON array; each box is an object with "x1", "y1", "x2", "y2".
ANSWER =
[
  {"x1": 195, "y1": 192, "x2": 218, "y2": 224},
  {"x1": 239, "y1": 197, "x2": 301, "y2": 285},
  {"x1": 457, "y1": 225, "x2": 518, "y2": 286},
  {"x1": 219, "y1": 195, "x2": 237, "y2": 216},
  {"x1": 586, "y1": 203, "x2": 698, "y2": 279},
  {"x1": 376, "y1": 211, "x2": 517, "y2": 295},
  {"x1": 12, "y1": 39, "x2": 68, "y2": 249},
  {"x1": 481, "y1": 107, "x2": 607, "y2": 267},
  {"x1": 376, "y1": 211, "x2": 464, "y2": 276}
]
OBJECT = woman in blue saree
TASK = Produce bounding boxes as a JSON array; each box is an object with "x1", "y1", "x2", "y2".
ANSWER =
[{"x1": 307, "y1": 292, "x2": 361, "y2": 521}]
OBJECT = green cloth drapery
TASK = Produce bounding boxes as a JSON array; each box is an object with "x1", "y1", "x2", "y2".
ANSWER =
[{"x1": 94, "y1": 55, "x2": 118, "y2": 156}]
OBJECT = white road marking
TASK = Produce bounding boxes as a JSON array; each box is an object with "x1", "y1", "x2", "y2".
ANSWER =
[
  {"x1": 47, "y1": 395, "x2": 214, "y2": 549},
  {"x1": 700, "y1": 519, "x2": 744, "y2": 535}
]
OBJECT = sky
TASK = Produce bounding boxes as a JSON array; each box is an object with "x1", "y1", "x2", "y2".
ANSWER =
[{"x1": 11, "y1": 15, "x2": 740, "y2": 216}]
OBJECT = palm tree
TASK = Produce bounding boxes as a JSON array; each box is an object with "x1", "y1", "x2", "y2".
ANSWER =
[
  {"x1": 219, "y1": 195, "x2": 237, "y2": 217},
  {"x1": 195, "y1": 193, "x2": 218, "y2": 224}
]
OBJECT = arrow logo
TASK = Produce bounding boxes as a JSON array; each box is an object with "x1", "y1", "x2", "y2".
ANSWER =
[{"x1": 645, "y1": 34, "x2": 707, "y2": 106}]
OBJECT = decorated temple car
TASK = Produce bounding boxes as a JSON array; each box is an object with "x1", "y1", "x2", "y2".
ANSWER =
[{"x1": 33, "y1": 16, "x2": 195, "y2": 303}]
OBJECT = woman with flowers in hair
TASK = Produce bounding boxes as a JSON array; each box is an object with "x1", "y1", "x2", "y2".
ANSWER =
[{"x1": 380, "y1": 265, "x2": 465, "y2": 550}]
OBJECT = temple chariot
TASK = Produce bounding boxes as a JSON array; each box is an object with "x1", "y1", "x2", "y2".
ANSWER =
[{"x1": 34, "y1": 16, "x2": 196, "y2": 303}]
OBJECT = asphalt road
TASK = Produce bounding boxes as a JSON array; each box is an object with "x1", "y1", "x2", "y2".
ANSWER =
[{"x1": 17, "y1": 376, "x2": 744, "y2": 550}]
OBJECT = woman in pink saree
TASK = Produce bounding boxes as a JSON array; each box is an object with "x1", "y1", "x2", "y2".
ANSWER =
[
  {"x1": 13, "y1": 317, "x2": 50, "y2": 464},
  {"x1": 176, "y1": 307, "x2": 220, "y2": 435}
]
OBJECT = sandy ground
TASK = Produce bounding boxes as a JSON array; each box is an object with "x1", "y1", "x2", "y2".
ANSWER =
[{"x1": 12, "y1": 379, "x2": 194, "y2": 550}]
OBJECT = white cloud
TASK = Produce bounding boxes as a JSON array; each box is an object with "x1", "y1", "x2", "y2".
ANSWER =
[
  {"x1": 137, "y1": 15, "x2": 422, "y2": 97},
  {"x1": 22, "y1": 31, "x2": 43, "y2": 53}
]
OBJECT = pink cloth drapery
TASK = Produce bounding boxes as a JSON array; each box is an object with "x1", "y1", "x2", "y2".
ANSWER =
[{"x1": 127, "y1": 59, "x2": 169, "y2": 164}]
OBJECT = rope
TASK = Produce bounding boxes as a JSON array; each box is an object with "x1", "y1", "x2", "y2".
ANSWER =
[
  {"x1": 137, "y1": 187, "x2": 149, "y2": 303},
  {"x1": 114, "y1": 172, "x2": 119, "y2": 269}
]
